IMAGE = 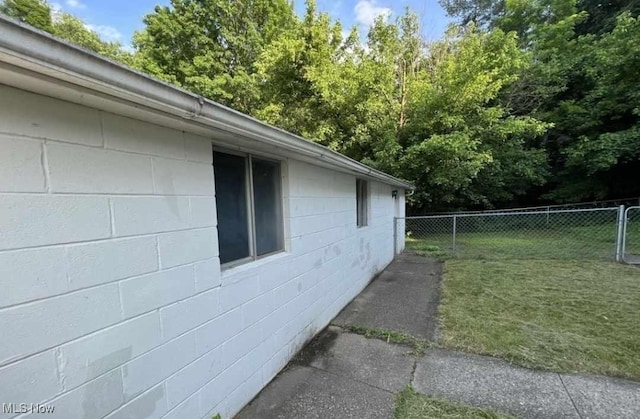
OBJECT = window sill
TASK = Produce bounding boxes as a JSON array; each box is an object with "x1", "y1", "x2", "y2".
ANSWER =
[{"x1": 221, "y1": 251, "x2": 290, "y2": 278}]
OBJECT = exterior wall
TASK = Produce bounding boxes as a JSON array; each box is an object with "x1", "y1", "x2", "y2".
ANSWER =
[{"x1": 0, "y1": 85, "x2": 402, "y2": 419}]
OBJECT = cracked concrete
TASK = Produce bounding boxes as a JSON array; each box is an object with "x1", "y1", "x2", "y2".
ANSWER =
[{"x1": 235, "y1": 254, "x2": 640, "y2": 419}]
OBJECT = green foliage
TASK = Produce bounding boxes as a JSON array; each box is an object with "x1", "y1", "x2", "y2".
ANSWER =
[
  {"x1": 399, "y1": 27, "x2": 549, "y2": 210},
  {"x1": 133, "y1": 0, "x2": 295, "y2": 113},
  {"x1": 52, "y1": 13, "x2": 132, "y2": 63},
  {"x1": 0, "y1": 0, "x2": 131, "y2": 62},
  {"x1": 1, "y1": 0, "x2": 53, "y2": 32}
]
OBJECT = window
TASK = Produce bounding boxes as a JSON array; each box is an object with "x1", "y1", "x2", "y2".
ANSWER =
[
  {"x1": 356, "y1": 179, "x2": 368, "y2": 227},
  {"x1": 213, "y1": 150, "x2": 284, "y2": 266}
]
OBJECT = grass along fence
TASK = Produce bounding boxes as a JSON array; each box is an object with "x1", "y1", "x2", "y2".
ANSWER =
[
  {"x1": 399, "y1": 205, "x2": 640, "y2": 380},
  {"x1": 399, "y1": 206, "x2": 640, "y2": 262}
]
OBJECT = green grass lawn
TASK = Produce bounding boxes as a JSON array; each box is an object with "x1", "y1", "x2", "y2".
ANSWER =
[
  {"x1": 406, "y1": 223, "x2": 623, "y2": 260},
  {"x1": 404, "y1": 207, "x2": 640, "y2": 261},
  {"x1": 439, "y1": 258, "x2": 640, "y2": 380},
  {"x1": 395, "y1": 387, "x2": 515, "y2": 419}
]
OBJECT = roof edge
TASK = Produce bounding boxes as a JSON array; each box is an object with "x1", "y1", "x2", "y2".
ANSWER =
[{"x1": 0, "y1": 16, "x2": 414, "y2": 189}]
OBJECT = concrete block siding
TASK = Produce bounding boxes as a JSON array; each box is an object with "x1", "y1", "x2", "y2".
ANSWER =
[{"x1": 0, "y1": 85, "x2": 403, "y2": 419}]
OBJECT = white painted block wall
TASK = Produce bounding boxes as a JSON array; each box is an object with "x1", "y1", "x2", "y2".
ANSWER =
[{"x1": 0, "y1": 85, "x2": 405, "y2": 419}]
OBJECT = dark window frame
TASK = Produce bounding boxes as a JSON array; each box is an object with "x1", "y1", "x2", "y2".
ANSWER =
[
  {"x1": 213, "y1": 148, "x2": 285, "y2": 268},
  {"x1": 356, "y1": 179, "x2": 369, "y2": 227}
]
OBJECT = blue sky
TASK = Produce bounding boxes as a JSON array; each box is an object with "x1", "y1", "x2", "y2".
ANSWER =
[{"x1": 51, "y1": 0, "x2": 451, "y2": 48}]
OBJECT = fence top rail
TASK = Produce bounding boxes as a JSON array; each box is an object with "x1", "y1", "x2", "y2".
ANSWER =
[
  {"x1": 405, "y1": 206, "x2": 620, "y2": 220},
  {"x1": 410, "y1": 197, "x2": 640, "y2": 216}
]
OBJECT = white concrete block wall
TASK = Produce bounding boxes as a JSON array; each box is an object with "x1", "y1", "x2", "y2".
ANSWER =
[{"x1": 0, "y1": 85, "x2": 404, "y2": 419}]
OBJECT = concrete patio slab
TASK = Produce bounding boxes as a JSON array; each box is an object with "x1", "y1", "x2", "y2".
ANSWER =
[
  {"x1": 561, "y1": 374, "x2": 640, "y2": 419},
  {"x1": 333, "y1": 253, "x2": 442, "y2": 340},
  {"x1": 302, "y1": 326, "x2": 415, "y2": 392},
  {"x1": 413, "y1": 349, "x2": 580, "y2": 419},
  {"x1": 236, "y1": 365, "x2": 395, "y2": 419}
]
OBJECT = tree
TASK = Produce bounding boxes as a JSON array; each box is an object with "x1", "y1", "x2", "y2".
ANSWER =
[
  {"x1": 1, "y1": 0, "x2": 131, "y2": 62},
  {"x1": 398, "y1": 27, "x2": 549, "y2": 210},
  {"x1": 1, "y1": 0, "x2": 53, "y2": 32},
  {"x1": 542, "y1": 13, "x2": 640, "y2": 201},
  {"x1": 134, "y1": 0, "x2": 296, "y2": 114},
  {"x1": 52, "y1": 13, "x2": 132, "y2": 63}
]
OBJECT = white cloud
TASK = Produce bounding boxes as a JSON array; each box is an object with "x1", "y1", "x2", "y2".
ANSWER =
[
  {"x1": 354, "y1": 0, "x2": 391, "y2": 27},
  {"x1": 65, "y1": 0, "x2": 86, "y2": 9},
  {"x1": 84, "y1": 24, "x2": 123, "y2": 42}
]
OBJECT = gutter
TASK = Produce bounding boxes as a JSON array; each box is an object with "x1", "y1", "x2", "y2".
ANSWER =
[{"x1": 0, "y1": 16, "x2": 414, "y2": 190}]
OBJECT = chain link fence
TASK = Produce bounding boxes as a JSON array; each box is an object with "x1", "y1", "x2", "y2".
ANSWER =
[
  {"x1": 399, "y1": 207, "x2": 631, "y2": 262},
  {"x1": 623, "y1": 207, "x2": 640, "y2": 264}
]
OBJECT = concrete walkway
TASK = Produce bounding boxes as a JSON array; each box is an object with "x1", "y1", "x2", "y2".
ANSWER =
[
  {"x1": 236, "y1": 255, "x2": 640, "y2": 419},
  {"x1": 333, "y1": 253, "x2": 442, "y2": 340}
]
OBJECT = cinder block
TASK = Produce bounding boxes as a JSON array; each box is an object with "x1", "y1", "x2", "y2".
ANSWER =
[
  {"x1": 122, "y1": 332, "x2": 196, "y2": 400},
  {"x1": 162, "y1": 393, "x2": 199, "y2": 419},
  {"x1": 198, "y1": 359, "x2": 246, "y2": 415},
  {"x1": 102, "y1": 113, "x2": 184, "y2": 160},
  {"x1": 119, "y1": 265, "x2": 195, "y2": 319},
  {"x1": 111, "y1": 196, "x2": 190, "y2": 237},
  {"x1": 288, "y1": 247, "x2": 325, "y2": 279},
  {"x1": 259, "y1": 303, "x2": 292, "y2": 341},
  {"x1": 195, "y1": 308, "x2": 242, "y2": 356},
  {"x1": 66, "y1": 236, "x2": 158, "y2": 290},
  {"x1": 290, "y1": 214, "x2": 334, "y2": 236},
  {"x1": 0, "y1": 247, "x2": 68, "y2": 308},
  {"x1": 160, "y1": 288, "x2": 220, "y2": 341},
  {"x1": 0, "y1": 350, "x2": 61, "y2": 409},
  {"x1": 222, "y1": 322, "x2": 262, "y2": 368},
  {"x1": 158, "y1": 228, "x2": 217, "y2": 269},
  {"x1": 152, "y1": 157, "x2": 214, "y2": 196},
  {"x1": 47, "y1": 143, "x2": 154, "y2": 194},
  {"x1": 59, "y1": 312, "x2": 162, "y2": 389},
  {"x1": 165, "y1": 346, "x2": 223, "y2": 410},
  {"x1": 289, "y1": 197, "x2": 329, "y2": 217},
  {"x1": 0, "y1": 86, "x2": 102, "y2": 147},
  {"x1": 219, "y1": 276, "x2": 260, "y2": 313},
  {"x1": 256, "y1": 259, "x2": 294, "y2": 292},
  {"x1": 189, "y1": 197, "x2": 217, "y2": 228},
  {"x1": 0, "y1": 195, "x2": 111, "y2": 251},
  {"x1": 242, "y1": 291, "x2": 276, "y2": 328},
  {"x1": 104, "y1": 384, "x2": 167, "y2": 419},
  {"x1": 184, "y1": 133, "x2": 213, "y2": 164},
  {"x1": 194, "y1": 258, "x2": 222, "y2": 292},
  {"x1": 273, "y1": 277, "x2": 302, "y2": 306},
  {"x1": 23, "y1": 369, "x2": 124, "y2": 419},
  {"x1": 0, "y1": 284, "x2": 121, "y2": 366},
  {"x1": 225, "y1": 370, "x2": 263, "y2": 419},
  {"x1": 0, "y1": 136, "x2": 45, "y2": 192}
]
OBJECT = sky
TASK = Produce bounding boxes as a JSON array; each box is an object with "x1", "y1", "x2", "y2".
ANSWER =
[{"x1": 50, "y1": 0, "x2": 451, "y2": 49}]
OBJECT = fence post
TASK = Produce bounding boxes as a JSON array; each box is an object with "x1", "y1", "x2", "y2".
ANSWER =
[
  {"x1": 393, "y1": 217, "x2": 398, "y2": 256},
  {"x1": 546, "y1": 206, "x2": 550, "y2": 227},
  {"x1": 615, "y1": 205, "x2": 625, "y2": 262},
  {"x1": 452, "y1": 215, "x2": 457, "y2": 255}
]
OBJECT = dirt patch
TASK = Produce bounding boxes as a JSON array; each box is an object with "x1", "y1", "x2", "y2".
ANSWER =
[{"x1": 291, "y1": 326, "x2": 340, "y2": 366}]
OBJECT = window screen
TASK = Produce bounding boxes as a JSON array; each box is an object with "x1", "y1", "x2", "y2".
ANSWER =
[
  {"x1": 213, "y1": 151, "x2": 284, "y2": 266},
  {"x1": 357, "y1": 179, "x2": 368, "y2": 227}
]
